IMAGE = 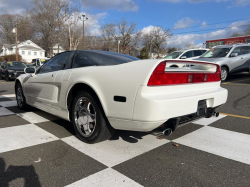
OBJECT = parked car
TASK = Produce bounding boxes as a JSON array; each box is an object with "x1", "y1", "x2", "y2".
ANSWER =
[
  {"x1": 31, "y1": 58, "x2": 50, "y2": 68},
  {"x1": 0, "y1": 61, "x2": 27, "y2": 81},
  {"x1": 164, "y1": 49, "x2": 209, "y2": 60},
  {"x1": 196, "y1": 44, "x2": 250, "y2": 81},
  {"x1": 15, "y1": 50, "x2": 227, "y2": 143}
]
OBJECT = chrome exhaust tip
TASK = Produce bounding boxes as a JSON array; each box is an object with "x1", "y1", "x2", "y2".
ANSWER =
[{"x1": 163, "y1": 128, "x2": 172, "y2": 136}]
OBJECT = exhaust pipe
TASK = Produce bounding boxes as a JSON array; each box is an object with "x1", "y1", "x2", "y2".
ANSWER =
[{"x1": 163, "y1": 128, "x2": 172, "y2": 136}]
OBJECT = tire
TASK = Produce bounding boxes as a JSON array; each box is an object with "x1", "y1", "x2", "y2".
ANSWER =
[
  {"x1": 221, "y1": 67, "x2": 228, "y2": 82},
  {"x1": 71, "y1": 91, "x2": 115, "y2": 144},
  {"x1": 16, "y1": 83, "x2": 28, "y2": 109},
  {"x1": 5, "y1": 72, "x2": 9, "y2": 81}
]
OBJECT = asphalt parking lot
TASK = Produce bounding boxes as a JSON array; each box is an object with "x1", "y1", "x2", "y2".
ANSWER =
[{"x1": 0, "y1": 73, "x2": 250, "y2": 187}]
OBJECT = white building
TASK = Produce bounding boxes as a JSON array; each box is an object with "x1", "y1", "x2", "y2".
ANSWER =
[
  {"x1": 52, "y1": 44, "x2": 65, "y2": 56},
  {"x1": 0, "y1": 40, "x2": 45, "y2": 63}
]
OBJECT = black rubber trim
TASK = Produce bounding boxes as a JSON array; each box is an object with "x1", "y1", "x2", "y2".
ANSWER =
[{"x1": 114, "y1": 96, "x2": 126, "y2": 102}]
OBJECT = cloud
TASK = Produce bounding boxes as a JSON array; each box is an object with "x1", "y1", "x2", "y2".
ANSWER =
[
  {"x1": 164, "y1": 19, "x2": 250, "y2": 48},
  {"x1": 201, "y1": 21, "x2": 207, "y2": 28},
  {"x1": 86, "y1": 12, "x2": 108, "y2": 35},
  {"x1": 84, "y1": 0, "x2": 139, "y2": 12},
  {"x1": 174, "y1": 17, "x2": 197, "y2": 29},
  {"x1": 0, "y1": 0, "x2": 31, "y2": 14}
]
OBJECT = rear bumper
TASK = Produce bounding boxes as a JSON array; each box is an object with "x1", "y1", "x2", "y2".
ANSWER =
[{"x1": 109, "y1": 84, "x2": 228, "y2": 132}]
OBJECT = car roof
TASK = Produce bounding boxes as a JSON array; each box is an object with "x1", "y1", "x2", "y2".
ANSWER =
[
  {"x1": 214, "y1": 43, "x2": 250, "y2": 48},
  {"x1": 175, "y1": 48, "x2": 208, "y2": 52}
]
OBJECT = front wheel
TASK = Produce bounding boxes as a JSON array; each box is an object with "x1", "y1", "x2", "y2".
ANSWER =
[
  {"x1": 221, "y1": 67, "x2": 228, "y2": 82},
  {"x1": 71, "y1": 91, "x2": 115, "y2": 143},
  {"x1": 16, "y1": 83, "x2": 28, "y2": 109}
]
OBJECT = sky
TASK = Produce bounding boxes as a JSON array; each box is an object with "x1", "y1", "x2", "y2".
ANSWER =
[{"x1": 1, "y1": 0, "x2": 250, "y2": 48}]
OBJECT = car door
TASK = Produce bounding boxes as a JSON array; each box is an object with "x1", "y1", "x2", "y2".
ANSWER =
[
  {"x1": 24, "y1": 52, "x2": 73, "y2": 110},
  {"x1": 228, "y1": 47, "x2": 246, "y2": 73}
]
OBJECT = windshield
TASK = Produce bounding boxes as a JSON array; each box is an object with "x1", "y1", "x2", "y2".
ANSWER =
[
  {"x1": 201, "y1": 48, "x2": 231, "y2": 58},
  {"x1": 7, "y1": 62, "x2": 26, "y2": 68},
  {"x1": 164, "y1": 52, "x2": 183, "y2": 59},
  {"x1": 40, "y1": 59, "x2": 48, "y2": 65}
]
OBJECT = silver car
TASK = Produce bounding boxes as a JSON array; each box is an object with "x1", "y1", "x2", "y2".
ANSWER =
[{"x1": 196, "y1": 44, "x2": 250, "y2": 81}]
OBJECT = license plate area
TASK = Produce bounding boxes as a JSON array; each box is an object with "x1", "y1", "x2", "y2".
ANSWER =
[{"x1": 197, "y1": 100, "x2": 207, "y2": 117}]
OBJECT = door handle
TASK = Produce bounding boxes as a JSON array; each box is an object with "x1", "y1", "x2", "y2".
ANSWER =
[{"x1": 52, "y1": 74, "x2": 53, "y2": 77}]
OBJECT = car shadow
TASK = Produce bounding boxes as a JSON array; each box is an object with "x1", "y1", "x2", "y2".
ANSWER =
[
  {"x1": 225, "y1": 72, "x2": 250, "y2": 83},
  {"x1": 110, "y1": 130, "x2": 148, "y2": 143},
  {"x1": 0, "y1": 157, "x2": 41, "y2": 187}
]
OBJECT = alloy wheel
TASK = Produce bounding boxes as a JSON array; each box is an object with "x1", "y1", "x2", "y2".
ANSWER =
[{"x1": 74, "y1": 97, "x2": 96, "y2": 137}]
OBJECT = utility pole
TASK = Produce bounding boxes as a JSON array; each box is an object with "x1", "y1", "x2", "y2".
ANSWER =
[
  {"x1": 117, "y1": 40, "x2": 120, "y2": 53},
  {"x1": 80, "y1": 15, "x2": 88, "y2": 49},
  {"x1": 15, "y1": 24, "x2": 18, "y2": 61}
]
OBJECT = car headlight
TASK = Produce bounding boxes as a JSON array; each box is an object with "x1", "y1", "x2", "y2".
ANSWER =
[{"x1": 8, "y1": 70, "x2": 15, "y2": 73}]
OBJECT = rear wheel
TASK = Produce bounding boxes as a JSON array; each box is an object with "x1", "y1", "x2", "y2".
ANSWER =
[
  {"x1": 5, "y1": 72, "x2": 9, "y2": 81},
  {"x1": 221, "y1": 67, "x2": 228, "y2": 82},
  {"x1": 71, "y1": 91, "x2": 115, "y2": 143},
  {"x1": 16, "y1": 83, "x2": 28, "y2": 109}
]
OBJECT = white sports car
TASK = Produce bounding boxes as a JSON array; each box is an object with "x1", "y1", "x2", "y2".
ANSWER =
[{"x1": 15, "y1": 50, "x2": 228, "y2": 143}]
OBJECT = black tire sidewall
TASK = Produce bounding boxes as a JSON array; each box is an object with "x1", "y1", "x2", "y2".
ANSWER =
[
  {"x1": 71, "y1": 91, "x2": 106, "y2": 143},
  {"x1": 5, "y1": 72, "x2": 9, "y2": 81},
  {"x1": 16, "y1": 83, "x2": 27, "y2": 109},
  {"x1": 221, "y1": 67, "x2": 228, "y2": 82}
]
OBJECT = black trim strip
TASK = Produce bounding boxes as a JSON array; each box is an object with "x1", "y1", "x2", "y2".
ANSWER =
[{"x1": 114, "y1": 96, "x2": 126, "y2": 102}]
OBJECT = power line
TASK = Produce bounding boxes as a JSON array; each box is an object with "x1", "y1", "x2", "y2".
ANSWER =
[
  {"x1": 172, "y1": 23, "x2": 250, "y2": 35},
  {"x1": 171, "y1": 18, "x2": 250, "y2": 31}
]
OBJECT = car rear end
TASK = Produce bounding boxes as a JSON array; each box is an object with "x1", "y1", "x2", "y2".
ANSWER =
[{"x1": 132, "y1": 60, "x2": 228, "y2": 133}]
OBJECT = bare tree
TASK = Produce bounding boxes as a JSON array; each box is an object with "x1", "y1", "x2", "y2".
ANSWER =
[
  {"x1": 150, "y1": 27, "x2": 172, "y2": 58},
  {"x1": 100, "y1": 23, "x2": 115, "y2": 51},
  {"x1": 0, "y1": 14, "x2": 17, "y2": 44},
  {"x1": 112, "y1": 19, "x2": 139, "y2": 53},
  {"x1": 30, "y1": 0, "x2": 69, "y2": 57},
  {"x1": 142, "y1": 26, "x2": 171, "y2": 58}
]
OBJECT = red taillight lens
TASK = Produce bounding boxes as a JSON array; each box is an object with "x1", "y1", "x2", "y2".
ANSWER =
[{"x1": 148, "y1": 61, "x2": 221, "y2": 86}]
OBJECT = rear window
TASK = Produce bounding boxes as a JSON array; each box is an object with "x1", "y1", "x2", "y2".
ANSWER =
[{"x1": 72, "y1": 51, "x2": 139, "y2": 68}]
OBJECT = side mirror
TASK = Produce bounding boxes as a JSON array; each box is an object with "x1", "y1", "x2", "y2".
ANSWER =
[
  {"x1": 24, "y1": 67, "x2": 36, "y2": 75},
  {"x1": 230, "y1": 53, "x2": 238, "y2": 58},
  {"x1": 181, "y1": 56, "x2": 187, "y2": 59}
]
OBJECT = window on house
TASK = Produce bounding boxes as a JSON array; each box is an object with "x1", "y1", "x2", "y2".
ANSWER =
[
  {"x1": 22, "y1": 51, "x2": 25, "y2": 55},
  {"x1": 34, "y1": 52, "x2": 37, "y2": 56},
  {"x1": 28, "y1": 51, "x2": 31, "y2": 55},
  {"x1": 40, "y1": 52, "x2": 43, "y2": 56}
]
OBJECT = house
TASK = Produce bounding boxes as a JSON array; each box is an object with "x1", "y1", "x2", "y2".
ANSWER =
[
  {"x1": 52, "y1": 44, "x2": 65, "y2": 56},
  {"x1": 0, "y1": 40, "x2": 45, "y2": 63},
  {"x1": 129, "y1": 47, "x2": 141, "y2": 57}
]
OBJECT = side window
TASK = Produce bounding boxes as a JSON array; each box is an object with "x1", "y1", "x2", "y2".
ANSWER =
[
  {"x1": 32, "y1": 59, "x2": 36, "y2": 65},
  {"x1": 72, "y1": 51, "x2": 94, "y2": 68},
  {"x1": 193, "y1": 50, "x2": 203, "y2": 57},
  {"x1": 182, "y1": 51, "x2": 193, "y2": 58},
  {"x1": 39, "y1": 52, "x2": 70, "y2": 74},
  {"x1": 231, "y1": 47, "x2": 242, "y2": 56},
  {"x1": 202, "y1": 50, "x2": 207, "y2": 54},
  {"x1": 241, "y1": 46, "x2": 250, "y2": 55}
]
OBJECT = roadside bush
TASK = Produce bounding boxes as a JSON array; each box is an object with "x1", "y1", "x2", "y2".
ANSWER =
[{"x1": 0, "y1": 54, "x2": 22, "y2": 62}]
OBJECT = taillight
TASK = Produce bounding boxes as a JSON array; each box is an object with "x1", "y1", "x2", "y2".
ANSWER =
[{"x1": 148, "y1": 61, "x2": 221, "y2": 86}]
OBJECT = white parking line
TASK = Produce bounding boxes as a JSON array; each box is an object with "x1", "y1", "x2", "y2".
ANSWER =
[
  {"x1": 0, "y1": 124, "x2": 59, "y2": 153},
  {"x1": 175, "y1": 126, "x2": 250, "y2": 165},
  {"x1": 192, "y1": 115, "x2": 227, "y2": 126},
  {"x1": 66, "y1": 168, "x2": 143, "y2": 187},
  {"x1": 63, "y1": 134, "x2": 169, "y2": 167},
  {"x1": 0, "y1": 101, "x2": 17, "y2": 107},
  {"x1": 0, "y1": 94, "x2": 16, "y2": 98}
]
